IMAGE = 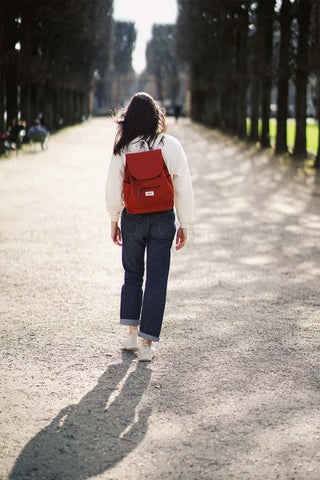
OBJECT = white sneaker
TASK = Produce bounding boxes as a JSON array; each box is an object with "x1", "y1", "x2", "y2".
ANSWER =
[
  {"x1": 138, "y1": 345, "x2": 156, "y2": 362},
  {"x1": 123, "y1": 333, "x2": 139, "y2": 351}
]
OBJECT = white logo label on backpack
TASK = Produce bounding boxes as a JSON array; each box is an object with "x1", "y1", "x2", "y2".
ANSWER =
[{"x1": 145, "y1": 191, "x2": 155, "y2": 197}]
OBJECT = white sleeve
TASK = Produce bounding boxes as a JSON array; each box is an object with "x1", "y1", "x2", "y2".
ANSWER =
[
  {"x1": 162, "y1": 136, "x2": 194, "y2": 228},
  {"x1": 105, "y1": 154, "x2": 125, "y2": 222}
]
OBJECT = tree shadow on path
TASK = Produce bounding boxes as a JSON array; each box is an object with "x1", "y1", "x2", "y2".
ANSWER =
[{"x1": 9, "y1": 352, "x2": 151, "y2": 480}]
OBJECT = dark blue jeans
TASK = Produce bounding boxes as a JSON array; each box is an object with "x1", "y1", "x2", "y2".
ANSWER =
[{"x1": 120, "y1": 208, "x2": 176, "y2": 342}]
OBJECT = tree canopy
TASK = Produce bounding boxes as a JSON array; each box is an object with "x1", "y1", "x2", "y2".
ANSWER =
[
  {"x1": 113, "y1": 21, "x2": 136, "y2": 74},
  {"x1": 146, "y1": 24, "x2": 180, "y2": 103}
]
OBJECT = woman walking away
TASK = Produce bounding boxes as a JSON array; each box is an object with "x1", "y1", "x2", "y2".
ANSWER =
[{"x1": 105, "y1": 92, "x2": 193, "y2": 362}]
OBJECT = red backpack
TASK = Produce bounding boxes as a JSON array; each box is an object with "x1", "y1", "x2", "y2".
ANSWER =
[{"x1": 123, "y1": 148, "x2": 174, "y2": 214}]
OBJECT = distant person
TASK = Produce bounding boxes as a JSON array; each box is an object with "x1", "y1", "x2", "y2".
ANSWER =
[
  {"x1": 105, "y1": 92, "x2": 193, "y2": 362},
  {"x1": 173, "y1": 104, "x2": 182, "y2": 122},
  {"x1": 7, "y1": 118, "x2": 26, "y2": 148},
  {"x1": 28, "y1": 119, "x2": 49, "y2": 150}
]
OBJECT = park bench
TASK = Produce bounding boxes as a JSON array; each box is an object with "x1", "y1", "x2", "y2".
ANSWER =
[{"x1": 28, "y1": 128, "x2": 49, "y2": 152}]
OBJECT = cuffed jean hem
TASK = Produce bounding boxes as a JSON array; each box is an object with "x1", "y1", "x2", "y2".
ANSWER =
[
  {"x1": 120, "y1": 318, "x2": 140, "y2": 326},
  {"x1": 139, "y1": 331, "x2": 160, "y2": 342}
]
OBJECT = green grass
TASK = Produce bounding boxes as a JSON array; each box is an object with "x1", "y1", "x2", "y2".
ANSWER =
[{"x1": 247, "y1": 119, "x2": 319, "y2": 155}]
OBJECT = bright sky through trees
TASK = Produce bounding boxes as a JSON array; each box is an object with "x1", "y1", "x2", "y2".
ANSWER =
[{"x1": 113, "y1": 0, "x2": 178, "y2": 73}]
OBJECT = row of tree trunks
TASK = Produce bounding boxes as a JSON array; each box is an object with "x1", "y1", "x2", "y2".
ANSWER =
[
  {"x1": 177, "y1": 0, "x2": 320, "y2": 167},
  {"x1": 0, "y1": 0, "x2": 113, "y2": 136},
  {"x1": 0, "y1": 72, "x2": 88, "y2": 133}
]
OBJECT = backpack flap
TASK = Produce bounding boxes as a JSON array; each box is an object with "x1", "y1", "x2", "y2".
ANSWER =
[
  {"x1": 123, "y1": 148, "x2": 174, "y2": 214},
  {"x1": 125, "y1": 149, "x2": 163, "y2": 179}
]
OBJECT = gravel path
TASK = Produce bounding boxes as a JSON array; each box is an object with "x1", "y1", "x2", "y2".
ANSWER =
[{"x1": 1, "y1": 117, "x2": 319, "y2": 480}]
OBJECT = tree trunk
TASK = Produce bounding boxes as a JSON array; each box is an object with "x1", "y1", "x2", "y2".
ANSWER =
[
  {"x1": 20, "y1": 80, "x2": 31, "y2": 128},
  {"x1": 65, "y1": 90, "x2": 71, "y2": 125},
  {"x1": 231, "y1": 84, "x2": 238, "y2": 133},
  {"x1": 80, "y1": 92, "x2": 86, "y2": 122},
  {"x1": 45, "y1": 86, "x2": 53, "y2": 131},
  {"x1": 315, "y1": 1, "x2": 320, "y2": 169},
  {"x1": 294, "y1": 0, "x2": 312, "y2": 157},
  {"x1": 275, "y1": 0, "x2": 293, "y2": 154},
  {"x1": 30, "y1": 83, "x2": 38, "y2": 125},
  {"x1": 236, "y1": 6, "x2": 249, "y2": 139},
  {"x1": 250, "y1": 19, "x2": 261, "y2": 143},
  {"x1": 0, "y1": 68, "x2": 5, "y2": 133},
  {"x1": 52, "y1": 88, "x2": 59, "y2": 130},
  {"x1": 191, "y1": 89, "x2": 205, "y2": 123},
  {"x1": 260, "y1": 0, "x2": 275, "y2": 148},
  {"x1": 250, "y1": 82, "x2": 260, "y2": 141},
  {"x1": 315, "y1": 77, "x2": 320, "y2": 168},
  {"x1": 5, "y1": 66, "x2": 18, "y2": 127},
  {"x1": 60, "y1": 88, "x2": 66, "y2": 126}
]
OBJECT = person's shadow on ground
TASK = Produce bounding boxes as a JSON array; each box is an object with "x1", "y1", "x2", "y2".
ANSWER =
[{"x1": 9, "y1": 352, "x2": 152, "y2": 480}]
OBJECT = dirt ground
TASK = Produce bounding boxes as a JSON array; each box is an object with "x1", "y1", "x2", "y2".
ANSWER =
[{"x1": 0, "y1": 117, "x2": 319, "y2": 480}]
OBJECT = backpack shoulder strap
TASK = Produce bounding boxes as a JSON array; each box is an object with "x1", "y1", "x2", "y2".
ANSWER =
[
  {"x1": 148, "y1": 134, "x2": 165, "y2": 151},
  {"x1": 138, "y1": 139, "x2": 150, "y2": 151}
]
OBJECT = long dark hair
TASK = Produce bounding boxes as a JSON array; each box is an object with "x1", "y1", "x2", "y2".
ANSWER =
[{"x1": 113, "y1": 92, "x2": 167, "y2": 155}]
